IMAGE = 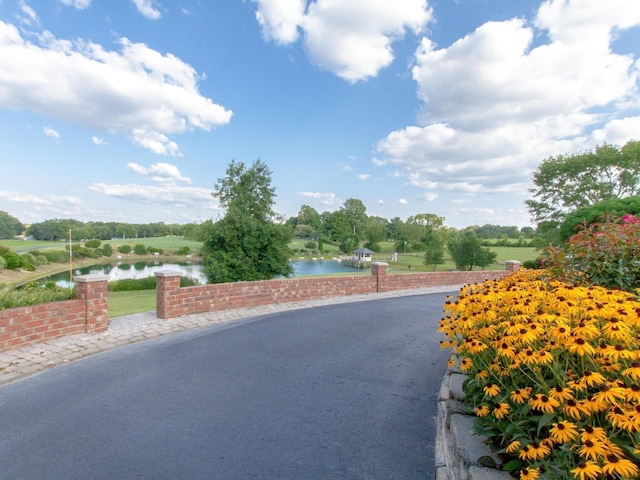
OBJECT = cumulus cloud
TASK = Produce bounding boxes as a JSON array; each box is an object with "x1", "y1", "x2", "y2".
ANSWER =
[
  {"x1": 356, "y1": 173, "x2": 370, "y2": 180},
  {"x1": 43, "y1": 126, "x2": 60, "y2": 140},
  {"x1": 126, "y1": 162, "x2": 192, "y2": 184},
  {"x1": 17, "y1": 0, "x2": 39, "y2": 26},
  {"x1": 299, "y1": 191, "x2": 341, "y2": 207},
  {"x1": 92, "y1": 136, "x2": 107, "y2": 145},
  {"x1": 132, "y1": 0, "x2": 161, "y2": 20},
  {"x1": 374, "y1": 0, "x2": 640, "y2": 196},
  {"x1": 89, "y1": 182, "x2": 218, "y2": 209},
  {"x1": 0, "y1": 21, "x2": 232, "y2": 155},
  {"x1": 60, "y1": 0, "x2": 92, "y2": 9},
  {"x1": 253, "y1": 0, "x2": 432, "y2": 82}
]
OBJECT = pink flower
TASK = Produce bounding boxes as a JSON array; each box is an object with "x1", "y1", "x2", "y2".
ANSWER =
[{"x1": 621, "y1": 214, "x2": 639, "y2": 224}]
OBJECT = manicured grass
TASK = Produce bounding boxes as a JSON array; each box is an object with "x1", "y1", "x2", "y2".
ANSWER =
[{"x1": 108, "y1": 290, "x2": 156, "y2": 318}]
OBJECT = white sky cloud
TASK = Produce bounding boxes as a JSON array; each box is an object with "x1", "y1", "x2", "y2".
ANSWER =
[
  {"x1": 60, "y1": 0, "x2": 92, "y2": 9},
  {"x1": 132, "y1": 0, "x2": 161, "y2": 20},
  {"x1": 43, "y1": 126, "x2": 60, "y2": 140},
  {"x1": 126, "y1": 162, "x2": 192, "y2": 184},
  {"x1": 89, "y1": 182, "x2": 218, "y2": 209},
  {"x1": 91, "y1": 136, "x2": 107, "y2": 145},
  {"x1": 253, "y1": 0, "x2": 433, "y2": 82},
  {"x1": 0, "y1": 21, "x2": 232, "y2": 155},
  {"x1": 356, "y1": 173, "x2": 370, "y2": 181},
  {"x1": 299, "y1": 191, "x2": 341, "y2": 207},
  {"x1": 374, "y1": 0, "x2": 640, "y2": 197}
]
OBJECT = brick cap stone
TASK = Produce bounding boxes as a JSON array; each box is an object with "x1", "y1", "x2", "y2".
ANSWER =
[
  {"x1": 155, "y1": 270, "x2": 183, "y2": 277},
  {"x1": 372, "y1": 262, "x2": 389, "y2": 267},
  {"x1": 74, "y1": 274, "x2": 109, "y2": 283}
]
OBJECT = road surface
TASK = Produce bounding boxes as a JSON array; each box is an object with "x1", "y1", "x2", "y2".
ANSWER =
[{"x1": 0, "y1": 292, "x2": 451, "y2": 479}]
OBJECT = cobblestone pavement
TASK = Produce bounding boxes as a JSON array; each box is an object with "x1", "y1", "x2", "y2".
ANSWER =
[{"x1": 0, "y1": 285, "x2": 461, "y2": 386}]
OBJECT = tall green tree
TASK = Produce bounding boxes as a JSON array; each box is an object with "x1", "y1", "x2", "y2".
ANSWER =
[
  {"x1": 202, "y1": 159, "x2": 293, "y2": 283},
  {"x1": 526, "y1": 140, "x2": 640, "y2": 228},
  {"x1": 447, "y1": 230, "x2": 497, "y2": 271},
  {"x1": 0, "y1": 211, "x2": 24, "y2": 239},
  {"x1": 340, "y1": 198, "x2": 367, "y2": 239}
]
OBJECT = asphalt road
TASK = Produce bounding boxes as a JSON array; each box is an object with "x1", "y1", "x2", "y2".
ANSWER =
[{"x1": 0, "y1": 292, "x2": 451, "y2": 480}]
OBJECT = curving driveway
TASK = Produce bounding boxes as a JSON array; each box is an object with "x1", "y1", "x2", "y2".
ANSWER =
[{"x1": 0, "y1": 292, "x2": 451, "y2": 479}]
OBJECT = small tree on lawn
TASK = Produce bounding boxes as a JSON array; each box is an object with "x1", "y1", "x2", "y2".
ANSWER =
[
  {"x1": 447, "y1": 230, "x2": 496, "y2": 270},
  {"x1": 202, "y1": 159, "x2": 293, "y2": 283}
]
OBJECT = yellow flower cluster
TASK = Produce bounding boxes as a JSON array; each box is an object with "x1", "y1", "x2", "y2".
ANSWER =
[{"x1": 439, "y1": 269, "x2": 640, "y2": 479}]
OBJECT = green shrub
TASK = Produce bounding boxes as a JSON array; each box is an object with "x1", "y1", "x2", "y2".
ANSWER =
[
  {"x1": 133, "y1": 244, "x2": 147, "y2": 255},
  {"x1": 0, "y1": 282, "x2": 73, "y2": 310},
  {"x1": 176, "y1": 246, "x2": 191, "y2": 255},
  {"x1": 108, "y1": 276, "x2": 199, "y2": 292},
  {"x1": 147, "y1": 246, "x2": 164, "y2": 255},
  {"x1": 19, "y1": 253, "x2": 36, "y2": 271},
  {"x1": 2, "y1": 250, "x2": 21, "y2": 269},
  {"x1": 85, "y1": 239, "x2": 102, "y2": 249},
  {"x1": 118, "y1": 245, "x2": 132, "y2": 254},
  {"x1": 543, "y1": 213, "x2": 640, "y2": 291},
  {"x1": 102, "y1": 244, "x2": 113, "y2": 257},
  {"x1": 42, "y1": 249, "x2": 69, "y2": 263},
  {"x1": 0, "y1": 255, "x2": 6, "y2": 271}
]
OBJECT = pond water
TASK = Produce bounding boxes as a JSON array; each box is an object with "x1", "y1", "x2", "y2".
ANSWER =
[{"x1": 48, "y1": 259, "x2": 364, "y2": 287}]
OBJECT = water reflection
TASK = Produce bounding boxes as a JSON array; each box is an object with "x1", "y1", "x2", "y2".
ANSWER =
[{"x1": 48, "y1": 259, "x2": 364, "y2": 287}]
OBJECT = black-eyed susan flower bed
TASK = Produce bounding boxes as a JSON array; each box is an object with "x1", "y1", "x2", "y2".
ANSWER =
[{"x1": 439, "y1": 268, "x2": 640, "y2": 480}]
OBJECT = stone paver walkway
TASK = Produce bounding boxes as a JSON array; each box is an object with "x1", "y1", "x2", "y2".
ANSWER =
[{"x1": 0, "y1": 285, "x2": 461, "y2": 386}]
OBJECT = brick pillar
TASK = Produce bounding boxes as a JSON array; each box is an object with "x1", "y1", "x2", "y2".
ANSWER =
[
  {"x1": 371, "y1": 262, "x2": 388, "y2": 292},
  {"x1": 505, "y1": 260, "x2": 521, "y2": 272},
  {"x1": 75, "y1": 274, "x2": 109, "y2": 333},
  {"x1": 156, "y1": 271, "x2": 182, "y2": 319}
]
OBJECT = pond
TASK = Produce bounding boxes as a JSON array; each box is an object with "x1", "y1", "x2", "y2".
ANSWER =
[{"x1": 47, "y1": 259, "x2": 366, "y2": 287}]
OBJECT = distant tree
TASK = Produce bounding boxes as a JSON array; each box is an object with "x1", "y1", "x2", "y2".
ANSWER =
[
  {"x1": 447, "y1": 230, "x2": 497, "y2": 270},
  {"x1": 0, "y1": 211, "x2": 24, "y2": 239},
  {"x1": 558, "y1": 196, "x2": 640, "y2": 242},
  {"x1": 423, "y1": 229, "x2": 447, "y2": 271},
  {"x1": 526, "y1": 141, "x2": 640, "y2": 228},
  {"x1": 340, "y1": 198, "x2": 368, "y2": 239},
  {"x1": 202, "y1": 159, "x2": 293, "y2": 283},
  {"x1": 296, "y1": 205, "x2": 322, "y2": 231},
  {"x1": 321, "y1": 210, "x2": 351, "y2": 243},
  {"x1": 365, "y1": 216, "x2": 387, "y2": 247}
]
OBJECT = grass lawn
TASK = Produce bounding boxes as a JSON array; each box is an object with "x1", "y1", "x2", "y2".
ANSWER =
[{"x1": 108, "y1": 290, "x2": 156, "y2": 318}]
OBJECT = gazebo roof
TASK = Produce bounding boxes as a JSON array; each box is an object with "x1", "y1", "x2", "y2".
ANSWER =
[{"x1": 353, "y1": 247, "x2": 375, "y2": 254}]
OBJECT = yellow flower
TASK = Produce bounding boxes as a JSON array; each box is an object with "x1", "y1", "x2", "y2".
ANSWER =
[
  {"x1": 579, "y1": 370, "x2": 607, "y2": 388},
  {"x1": 483, "y1": 383, "x2": 501, "y2": 397},
  {"x1": 601, "y1": 453, "x2": 639, "y2": 478},
  {"x1": 474, "y1": 405, "x2": 490, "y2": 417},
  {"x1": 510, "y1": 387, "x2": 532, "y2": 404},
  {"x1": 529, "y1": 394, "x2": 560, "y2": 414},
  {"x1": 563, "y1": 399, "x2": 584, "y2": 420},
  {"x1": 592, "y1": 381, "x2": 627, "y2": 406},
  {"x1": 570, "y1": 460, "x2": 601, "y2": 480},
  {"x1": 578, "y1": 439, "x2": 607, "y2": 461},
  {"x1": 447, "y1": 357, "x2": 456, "y2": 368},
  {"x1": 493, "y1": 402, "x2": 510, "y2": 420},
  {"x1": 506, "y1": 440, "x2": 521, "y2": 454},
  {"x1": 526, "y1": 441, "x2": 552, "y2": 460},
  {"x1": 549, "y1": 420, "x2": 579, "y2": 444},
  {"x1": 519, "y1": 466, "x2": 540, "y2": 480},
  {"x1": 579, "y1": 425, "x2": 607, "y2": 444},
  {"x1": 567, "y1": 336, "x2": 596, "y2": 357},
  {"x1": 549, "y1": 385, "x2": 574, "y2": 403},
  {"x1": 475, "y1": 370, "x2": 489, "y2": 381},
  {"x1": 623, "y1": 361, "x2": 640, "y2": 381},
  {"x1": 459, "y1": 357, "x2": 473, "y2": 372}
]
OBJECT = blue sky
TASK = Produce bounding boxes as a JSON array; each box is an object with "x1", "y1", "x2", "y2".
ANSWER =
[{"x1": 1, "y1": 0, "x2": 639, "y2": 229}]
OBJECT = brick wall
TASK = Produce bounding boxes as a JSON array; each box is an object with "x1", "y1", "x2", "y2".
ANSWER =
[
  {"x1": 0, "y1": 274, "x2": 109, "y2": 352},
  {"x1": 0, "y1": 263, "x2": 521, "y2": 351},
  {"x1": 156, "y1": 262, "x2": 518, "y2": 320}
]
